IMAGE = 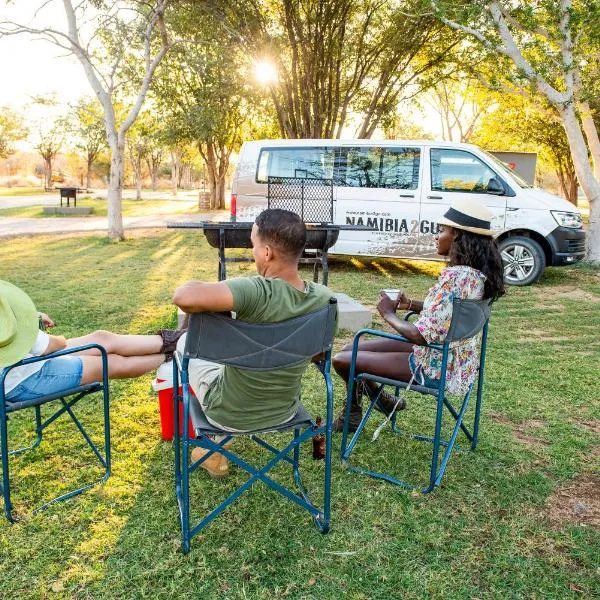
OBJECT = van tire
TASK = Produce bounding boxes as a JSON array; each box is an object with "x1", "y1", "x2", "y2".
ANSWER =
[{"x1": 499, "y1": 236, "x2": 546, "y2": 286}]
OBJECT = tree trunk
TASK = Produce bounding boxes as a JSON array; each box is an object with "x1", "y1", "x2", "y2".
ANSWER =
[
  {"x1": 171, "y1": 151, "x2": 179, "y2": 196},
  {"x1": 560, "y1": 103, "x2": 600, "y2": 261},
  {"x1": 579, "y1": 101, "x2": 600, "y2": 180},
  {"x1": 107, "y1": 137, "x2": 125, "y2": 241},
  {"x1": 86, "y1": 155, "x2": 93, "y2": 189},
  {"x1": 44, "y1": 158, "x2": 52, "y2": 190},
  {"x1": 134, "y1": 155, "x2": 142, "y2": 201}
]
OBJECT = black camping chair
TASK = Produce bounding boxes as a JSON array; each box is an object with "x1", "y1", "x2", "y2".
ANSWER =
[
  {"x1": 0, "y1": 345, "x2": 111, "y2": 522},
  {"x1": 173, "y1": 298, "x2": 337, "y2": 553},
  {"x1": 340, "y1": 298, "x2": 492, "y2": 493}
]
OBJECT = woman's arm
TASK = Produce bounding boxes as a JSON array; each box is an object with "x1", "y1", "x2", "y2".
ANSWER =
[{"x1": 376, "y1": 292, "x2": 426, "y2": 344}]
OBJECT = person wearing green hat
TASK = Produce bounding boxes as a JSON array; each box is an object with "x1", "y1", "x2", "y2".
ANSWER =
[{"x1": 0, "y1": 280, "x2": 180, "y2": 403}]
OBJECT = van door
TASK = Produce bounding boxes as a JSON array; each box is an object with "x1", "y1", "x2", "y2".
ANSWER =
[
  {"x1": 417, "y1": 147, "x2": 508, "y2": 258},
  {"x1": 331, "y1": 145, "x2": 422, "y2": 257}
]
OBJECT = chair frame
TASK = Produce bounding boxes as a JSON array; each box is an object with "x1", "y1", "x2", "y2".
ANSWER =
[
  {"x1": 0, "y1": 344, "x2": 111, "y2": 522},
  {"x1": 172, "y1": 302, "x2": 336, "y2": 554},
  {"x1": 340, "y1": 299, "x2": 490, "y2": 493}
]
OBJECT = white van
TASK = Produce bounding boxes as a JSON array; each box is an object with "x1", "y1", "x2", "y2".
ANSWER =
[{"x1": 231, "y1": 139, "x2": 585, "y2": 285}]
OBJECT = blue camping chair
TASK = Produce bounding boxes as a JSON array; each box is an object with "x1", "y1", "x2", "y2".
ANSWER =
[
  {"x1": 0, "y1": 345, "x2": 111, "y2": 522},
  {"x1": 340, "y1": 298, "x2": 491, "y2": 493},
  {"x1": 173, "y1": 298, "x2": 337, "y2": 553}
]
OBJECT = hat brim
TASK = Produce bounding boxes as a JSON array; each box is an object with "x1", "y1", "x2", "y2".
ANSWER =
[
  {"x1": 0, "y1": 281, "x2": 39, "y2": 367},
  {"x1": 438, "y1": 216, "x2": 495, "y2": 237}
]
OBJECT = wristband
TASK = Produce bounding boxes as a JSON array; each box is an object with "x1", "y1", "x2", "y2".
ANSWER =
[{"x1": 408, "y1": 299, "x2": 413, "y2": 311}]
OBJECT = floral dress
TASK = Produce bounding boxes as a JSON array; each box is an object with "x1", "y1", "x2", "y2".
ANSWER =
[{"x1": 413, "y1": 266, "x2": 486, "y2": 395}]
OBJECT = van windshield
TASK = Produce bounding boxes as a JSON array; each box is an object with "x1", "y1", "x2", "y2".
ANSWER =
[{"x1": 483, "y1": 151, "x2": 533, "y2": 188}]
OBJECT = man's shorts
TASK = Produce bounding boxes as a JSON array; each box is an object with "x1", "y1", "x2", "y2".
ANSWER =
[{"x1": 5, "y1": 356, "x2": 84, "y2": 402}]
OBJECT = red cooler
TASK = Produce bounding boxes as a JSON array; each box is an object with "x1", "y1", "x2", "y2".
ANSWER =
[{"x1": 152, "y1": 362, "x2": 193, "y2": 441}]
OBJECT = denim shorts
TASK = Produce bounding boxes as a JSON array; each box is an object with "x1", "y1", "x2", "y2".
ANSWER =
[
  {"x1": 5, "y1": 357, "x2": 84, "y2": 402},
  {"x1": 409, "y1": 353, "x2": 440, "y2": 389}
]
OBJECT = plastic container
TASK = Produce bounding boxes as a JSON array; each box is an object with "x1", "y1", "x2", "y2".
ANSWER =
[{"x1": 152, "y1": 362, "x2": 192, "y2": 441}]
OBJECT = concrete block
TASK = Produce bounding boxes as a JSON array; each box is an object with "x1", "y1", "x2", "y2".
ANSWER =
[
  {"x1": 43, "y1": 206, "x2": 93, "y2": 215},
  {"x1": 334, "y1": 292, "x2": 372, "y2": 332}
]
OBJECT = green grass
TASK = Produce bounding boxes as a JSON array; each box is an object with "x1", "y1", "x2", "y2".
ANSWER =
[
  {"x1": 0, "y1": 231, "x2": 598, "y2": 599},
  {"x1": 0, "y1": 198, "x2": 197, "y2": 218},
  {"x1": 0, "y1": 187, "x2": 49, "y2": 197}
]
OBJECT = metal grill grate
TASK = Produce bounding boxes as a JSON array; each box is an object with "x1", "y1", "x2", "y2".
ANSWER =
[{"x1": 267, "y1": 176, "x2": 334, "y2": 223}]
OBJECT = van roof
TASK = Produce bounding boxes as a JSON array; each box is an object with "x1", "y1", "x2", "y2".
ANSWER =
[{"x1": 242, "y1": 139, "x2": 480, "y2": 150}]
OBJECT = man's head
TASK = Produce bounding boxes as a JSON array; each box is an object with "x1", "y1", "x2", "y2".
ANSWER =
[{"x1": 251, "y1": 209, "x2": 306, "y2": 275}]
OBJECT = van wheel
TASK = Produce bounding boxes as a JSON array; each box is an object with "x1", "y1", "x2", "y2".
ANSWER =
[{"x1": 499, "y1": 236, "x2": 546, "y2": 286}]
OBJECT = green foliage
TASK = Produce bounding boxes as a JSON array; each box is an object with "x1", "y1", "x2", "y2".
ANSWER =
[
  {"x1": 0, "y1": 106, "x2": 27, "y2": 159},
  {"x1": 0, "y1": 230, "x2": 598, "y2": 598}
]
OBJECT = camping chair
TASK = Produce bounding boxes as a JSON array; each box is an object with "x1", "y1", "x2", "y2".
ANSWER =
[
  {"x1": 173, "y1": 298, "x2": 337, "y2": 553},
  {"x1": 0, "y1": 344, "x2": 111, "y2": 522},
  {"x1": 340, "y1": 298, "x2": 491, "y2": 493}
]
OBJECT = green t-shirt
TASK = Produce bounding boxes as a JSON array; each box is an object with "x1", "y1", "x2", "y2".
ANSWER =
[{"x1": 203, "y1": 276, "x2": 335, "y2": 431}]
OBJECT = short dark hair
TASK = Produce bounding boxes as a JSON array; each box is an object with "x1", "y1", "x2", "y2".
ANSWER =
[{"x1": 255, "y1": 209, "x2": 306, "y2": 261}]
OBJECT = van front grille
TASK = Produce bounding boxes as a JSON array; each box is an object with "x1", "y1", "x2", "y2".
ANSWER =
[{"x1": 566, "y1": 239, "x2": 585, "y2": 253}]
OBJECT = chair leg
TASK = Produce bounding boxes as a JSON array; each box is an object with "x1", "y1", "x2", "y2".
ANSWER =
[{"x1": 1, "y1": 414, "x2": 15, "y2": 522}]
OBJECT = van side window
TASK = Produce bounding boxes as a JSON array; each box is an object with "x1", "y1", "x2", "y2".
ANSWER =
[
  {"x1": 430, "y1": 148, "x2": 498, "y2": 193},
  {"x1": 256, "y1": 148, "x2": 334, "y2": 183},
  {"x1": 340, "y1": 147, "x2": 420, "y2": 189}
]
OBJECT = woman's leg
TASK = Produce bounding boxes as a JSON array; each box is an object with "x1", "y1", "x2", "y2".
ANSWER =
[
  {"x1": 79, "y1": 352, "x2": 166, "y2": 385},
  {"x1": 332, "y1": 348, "x2": 413, "y2": 431},
  {"x1": 338, "y1": 337, "x2": 414, "y2": 354},
  {"x1": 66, "y1": 330, "x2": 163, "y2": 357}
]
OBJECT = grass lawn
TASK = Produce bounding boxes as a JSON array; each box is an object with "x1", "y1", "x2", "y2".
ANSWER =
[
  {"x1": 0, "y1": 198, "x2": 198, "y2": 218},
  {"x1": 0, "y1": 230, "x2": 598, "y2": 599},
  {"x1": 0, "y1": 187, "x2": 51, "y2": 197}
]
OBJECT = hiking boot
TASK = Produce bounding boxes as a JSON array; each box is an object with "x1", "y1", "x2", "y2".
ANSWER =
[
  {"x1": 373, "y1": 390, "x2": 406, "y2": 417},
  {"x1": 157, "y1": 328, "x2": 187, "y2": 361},
  {"x1": 332, "y1": 403, "x2": 363, "y2": 433},
  {"x1": 191, "y1": 443, "x2": 232, "y2": 479}
]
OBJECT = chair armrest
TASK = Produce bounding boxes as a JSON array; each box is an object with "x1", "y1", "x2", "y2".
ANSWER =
[
  {"x1": 2, "y1": 344, "x2": 108, "y2": 376},
  {"x1": 349, "y1": 328, "x2": 443, "y2": 359},
  {"x1": 403, "y1": 311, "x2": 419, "y2": 321}
]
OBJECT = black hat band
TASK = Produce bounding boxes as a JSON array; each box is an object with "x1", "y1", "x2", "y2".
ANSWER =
[{"x1": 443, "y1": 207, "x2": 490, "y2": 230}]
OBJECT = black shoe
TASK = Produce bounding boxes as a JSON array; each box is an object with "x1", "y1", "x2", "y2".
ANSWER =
[
  {"x1": 372, "y1": 390, "x2": 406, "y2": 417},
  {"x1": 333, "y1": 404, "x2": 363, "y2": 433},
  {"x1": 157, "y1": 328, "x2": 187, "y2": 361}
]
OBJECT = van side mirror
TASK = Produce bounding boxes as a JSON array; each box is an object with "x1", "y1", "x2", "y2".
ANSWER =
[{"x1": 487, "y1": 177, "x2": 504, "y2": 195}]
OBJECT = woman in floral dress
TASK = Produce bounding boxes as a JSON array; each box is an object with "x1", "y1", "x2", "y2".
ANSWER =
[{"x1": 333, "y1": 198, "x2": 506, "y2": 432}]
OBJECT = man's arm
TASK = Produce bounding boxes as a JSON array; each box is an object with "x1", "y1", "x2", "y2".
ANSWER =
[{"x1": 173, "y1": 281, "x2": 235, "y2": 314}]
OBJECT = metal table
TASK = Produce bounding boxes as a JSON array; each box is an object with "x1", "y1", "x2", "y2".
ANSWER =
[{"x1": 168, "y1": 221, "x2": 365, "y2": 285}]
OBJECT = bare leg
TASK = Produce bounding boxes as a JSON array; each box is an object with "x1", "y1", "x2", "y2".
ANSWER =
[
  {"x1": 67, "y1": 330, "x2": 163, "y2": 357},
  {"x1": 79, "y1": 352, "x2": 166, "y2": 385},
  {"x1": 339, "y1": 337, "x2": 414, "y2": 353},
  {"x1": 333, "y1": 349, "x2": 413, "y2": 387}
]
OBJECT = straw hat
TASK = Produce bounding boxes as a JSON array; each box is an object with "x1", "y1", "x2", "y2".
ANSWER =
[
  {"x1": 438, "y1": 198, "x2": 495, "y2": 236},
  {"x1": 0, "y1": 281, "x2": 39, "y2": 367}
]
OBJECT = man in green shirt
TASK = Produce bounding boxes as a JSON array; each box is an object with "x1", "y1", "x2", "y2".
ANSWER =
[{"x1": 173, "y1": 209, "x2": 335, "y2": 477}]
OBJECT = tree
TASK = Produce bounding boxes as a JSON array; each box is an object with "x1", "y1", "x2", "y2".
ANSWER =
[
  {"x1": 0, "y1": 106, "x2": 27, "y2": 159},
  {"x1": 209, "y1": 0, "x2": 458, "y2": 139},
  {"x1": 153, "y1": 5, "x2": 274, "y2": 209},
  {"x1": 1, "y1": 1, "x2": 171, "y2": 240},
  {"x1": 64, "y1": 98, "x2": 108, "y2": 189},
  {"x1": 432, "y1": 0, "x2": 600, "y2": 261},
  {"x1": 428, "y1": 78, "x2": 493, "y2": 142},
  {"x1": 472, "y1": 95, "x2": 579, "y2": 204}
]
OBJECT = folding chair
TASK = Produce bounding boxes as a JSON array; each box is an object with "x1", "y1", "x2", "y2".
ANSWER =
[
  {"x1": 173, "y1": 298, "x2": 337, "y2": 553},
  {"x1": 340, "y1": 298, "x2": 491, "y2": 493},
  {"x1": 0, "y1": 344, "x2": 111, "y2": 522}
]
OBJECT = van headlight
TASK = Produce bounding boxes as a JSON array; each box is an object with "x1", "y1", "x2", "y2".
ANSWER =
[{"x1": 551, "y1": 211, "x2": 582, "y2": 228}]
